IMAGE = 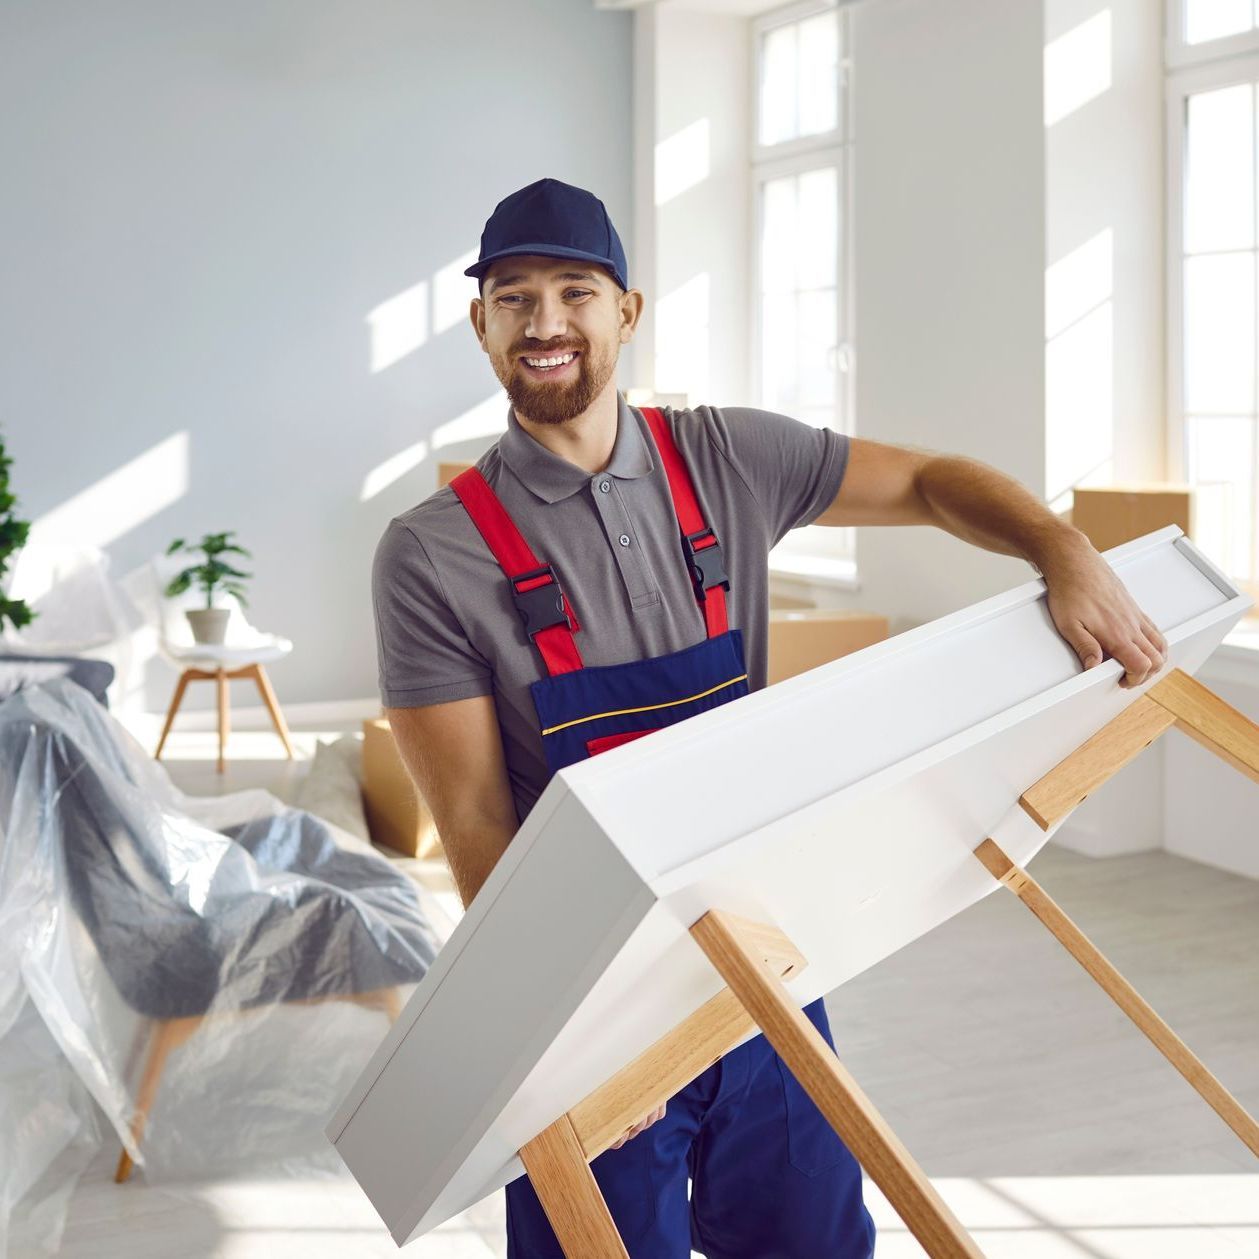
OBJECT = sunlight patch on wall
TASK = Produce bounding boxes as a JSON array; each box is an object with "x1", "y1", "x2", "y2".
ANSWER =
[
  {"x1": 1046, "y1": 228, "x2": 1113, "y2": 340},
  {"x1": 360, "y1": 439, "x2": 431, "y2": 502},
  {"x1": 432, "y1": 391, "x2": 508, "y2": 450},
  {"x1": 1046, "y1": 302, "x2": 1114, "y2": 511},
  {"x1": 368, "y1": 280, "x2": 430, "y2": 372},
  {"x1": 655, "y1": 119, "x2": 711, "y2": 207},
  {"x1": 654, "y1": 273, "x2": 710, "y2": 404},
  {"x1": 1044, "y1": 10, "x2": 1112, "y2": 128},
  {"x1": 432, "y1": 248, "x2": 480, "y2": 337},
  {"x1": 30, "y1": 432, "x2": 190, "y2": 551},
  {"x1": 1045, "y1": 229, "x2": 1115, "y2": 510}
]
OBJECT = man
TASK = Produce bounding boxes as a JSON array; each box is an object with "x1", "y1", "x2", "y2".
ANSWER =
[{"x1": 372, "y1": 177, "x2": 1167, "y2": 1258}]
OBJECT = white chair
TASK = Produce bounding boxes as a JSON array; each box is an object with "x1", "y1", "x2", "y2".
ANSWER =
[{"x1": 151, "y1": 556, "x2": 294, "y2": 773}]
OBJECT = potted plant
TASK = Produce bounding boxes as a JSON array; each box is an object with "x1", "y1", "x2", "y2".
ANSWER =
[
  {"x1": 0, "y1": 435, "x2": 35, "y2": 636},
  {"x1": 164, "y1": 531, "x2": 252, "y2": 645}
]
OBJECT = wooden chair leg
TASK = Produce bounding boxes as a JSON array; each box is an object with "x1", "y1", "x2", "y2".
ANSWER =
[
  {"x1": 974, "y1": 838, "x2": 1259, "y2": 1157},
  {"x1": 115, "y1": 1016, "x2": 199, "y2": 1183},
  {"x1": 154, "y1": 671, "x2": 192, "y2": 761},
  {"x1": 691, "y1": 909, "x2": 985, "y2": 1259},
  {"x1": 382, "y1": 987, "x2": 403, "y2": 1024},
  {"x1": 250, "y1": 664, "x2": 294, "y2": 760},
  {"x1": 216, "y1": 667, "x2": 229, "y2": 774},
  {"x1": 519, "y1": 1114, "x2": 630, "y2": 1259}
]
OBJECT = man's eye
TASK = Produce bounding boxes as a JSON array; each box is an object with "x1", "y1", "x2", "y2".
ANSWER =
[{"x1": 498, "y1": 290, "x2": 590, "y2": 304}]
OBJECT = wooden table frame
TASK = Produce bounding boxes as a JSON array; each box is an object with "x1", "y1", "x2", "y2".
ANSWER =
[{"x1": 516, "y1": 668, "x2": 1259, "y2": 1258}]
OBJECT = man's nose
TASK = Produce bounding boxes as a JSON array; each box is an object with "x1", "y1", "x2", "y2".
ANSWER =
[{"x1": 525, "y1": 293, "x2": 568, "y2": 341}]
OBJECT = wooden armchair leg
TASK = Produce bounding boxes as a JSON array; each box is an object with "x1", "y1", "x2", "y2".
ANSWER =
[{"x1": 115, "y1": 1015, "x2": 200, "y2": 1183}]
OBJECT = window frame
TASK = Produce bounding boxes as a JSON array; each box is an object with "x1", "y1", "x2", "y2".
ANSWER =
[
  {"x1": 1165, "y1": 0, "x2": 1259, "y2": 71},
  {"x1": 749, "y1": 0, "x2": 857, "y2": 583},
  {"x1": 1165, "y1": 46, "x2": 1259, "y2": 597}
]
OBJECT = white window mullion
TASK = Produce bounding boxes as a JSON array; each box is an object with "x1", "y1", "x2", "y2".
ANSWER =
[{"x1": 1168, "y1": 44, "x2": 1259, "y2": 589}]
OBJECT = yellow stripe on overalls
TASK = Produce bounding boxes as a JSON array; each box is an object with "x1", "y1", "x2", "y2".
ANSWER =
[{"x1": 540, "y1": 673, "x2": 749, "y2": 737}]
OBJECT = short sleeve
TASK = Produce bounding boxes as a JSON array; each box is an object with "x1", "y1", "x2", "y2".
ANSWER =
[
  {"x1": 372, "y1": 519, "x2": 493, "y2": 708},
  {"x1": 699, "y1": 406, "x2": 849, "y2": 546}
]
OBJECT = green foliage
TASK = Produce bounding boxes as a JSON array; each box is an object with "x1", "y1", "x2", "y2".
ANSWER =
[
  {"x1": 0, "y1": 439, "x2": 34, "y2": 633},
  {"x1": 164, "y1": 531, "x2": 253, "y2": 610}
]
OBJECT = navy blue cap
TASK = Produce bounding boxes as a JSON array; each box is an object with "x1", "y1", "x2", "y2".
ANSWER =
[{"x1": 464, "y1": 178, "x2": 629, "y2": 293}]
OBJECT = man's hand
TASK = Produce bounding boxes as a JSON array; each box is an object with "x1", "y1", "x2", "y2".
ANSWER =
[
  {"x1": 1038, "y1": 534, "x2": 1169, "y2": 688},
  {"x1": 609, "y1": 1103, "x2": 666, "y2": 1150}
]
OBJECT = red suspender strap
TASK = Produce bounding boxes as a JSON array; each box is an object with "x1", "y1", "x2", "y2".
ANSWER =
[
  {"x1": 640, "y1": 407, "x2": 730, "y2": 638},
  {"x1": 450, "y1": 469, "x2": 583, "y2": 677}
]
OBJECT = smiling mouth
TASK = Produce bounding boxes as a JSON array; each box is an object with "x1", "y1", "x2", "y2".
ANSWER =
[{"x1": 519, "y1": 350, "x2": 581, "y2": 377}]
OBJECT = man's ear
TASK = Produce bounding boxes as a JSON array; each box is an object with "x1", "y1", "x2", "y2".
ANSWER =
[
  {"x1": 470, "y1": 297, "x2": 486, "y2": 348},
  {"x1": 618, "y1": 287, "x2": 645, "y2": 342}
]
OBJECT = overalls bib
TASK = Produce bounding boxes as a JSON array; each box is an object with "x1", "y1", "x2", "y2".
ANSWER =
[
  {"x1": 452, "y1": 406, "x2": 749, "y2": 775},
  {"x1": 452, "y1": 407, "x2": 875, "y2": 1259}
]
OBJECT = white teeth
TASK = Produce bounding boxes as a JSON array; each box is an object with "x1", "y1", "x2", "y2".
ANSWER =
[{"x1": 525, "y1": 353, "x2": 576, "y2": 368}]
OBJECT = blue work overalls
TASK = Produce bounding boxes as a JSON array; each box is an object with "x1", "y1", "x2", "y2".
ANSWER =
[{"x1": 451, "y1": 408, "x2": 875, "y2": 1259}]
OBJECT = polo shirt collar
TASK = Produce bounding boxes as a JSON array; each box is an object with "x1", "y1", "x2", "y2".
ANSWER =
[{"x1": 499, "y1": 390, "x2": 655, "y2": 503}]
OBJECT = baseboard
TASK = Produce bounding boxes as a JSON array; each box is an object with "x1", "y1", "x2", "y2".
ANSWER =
[{"x1": 124, "y1": 695, "x2": 381, "y2": 733}]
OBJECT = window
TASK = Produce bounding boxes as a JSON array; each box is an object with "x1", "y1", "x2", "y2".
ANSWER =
[
  {"x1": 1182, "y1": 0, "x2": 1259, "y2": 48},
  {"x1": 751, "y1": 0, "x2": 855, "y2": 583},
  {"x1": 1167, "y1": 5, "x2": 1259, "y2": 595}
]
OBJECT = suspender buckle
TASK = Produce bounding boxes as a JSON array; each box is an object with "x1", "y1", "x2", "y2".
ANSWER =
[
  {"x1": 683, "y1": 529, "x2": 730, "y2": 602},
  {"x1": 511, "y1": 565, "x2": 570, "y2": 639}
]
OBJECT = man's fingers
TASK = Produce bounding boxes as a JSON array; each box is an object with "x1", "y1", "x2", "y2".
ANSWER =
[
  {"x1": 1140, "y1": 615, "x2": 1169, "y2": 662},
  {"x1": 1113, "y1": 636, "x2": 1154, "y2": 688},
  {"x1": 610, "y1": 1103, "x2": 667, "y2": 1149},
  {"x1": 1067, "y1": 625, "x2": 1105, "y2": 670}
]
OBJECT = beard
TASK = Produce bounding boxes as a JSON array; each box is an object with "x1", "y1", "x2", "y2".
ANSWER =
[{"x1": 495, "y1": 340, "x2": 618, "y2": 426}]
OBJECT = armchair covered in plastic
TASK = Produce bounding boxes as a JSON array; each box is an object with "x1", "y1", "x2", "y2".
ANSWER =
[{"x1": 0, "y1": 677, "x2": 442, "y2": 1251}]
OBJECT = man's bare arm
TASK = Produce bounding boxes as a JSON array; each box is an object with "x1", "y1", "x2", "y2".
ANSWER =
[
  {"x1": 385, "y1": 696, "x2": 519, "y2": 908},
  {"x1": 814, "y1": 436, "x2": 1168, "y2": 688}
]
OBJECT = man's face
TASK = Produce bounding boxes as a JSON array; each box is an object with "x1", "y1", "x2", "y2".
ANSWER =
[{"x1": 472, "y1": 255, "x2": 632, "y2": 425}]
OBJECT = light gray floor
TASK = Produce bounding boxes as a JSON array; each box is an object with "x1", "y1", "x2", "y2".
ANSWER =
[{"x1": 52, "y1": 728, "x2": 1259, "y2": 1257}]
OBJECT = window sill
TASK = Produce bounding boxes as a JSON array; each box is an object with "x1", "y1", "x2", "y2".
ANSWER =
[{"x1": 768, "y1": 554, "x2": 861, "y2": 592}]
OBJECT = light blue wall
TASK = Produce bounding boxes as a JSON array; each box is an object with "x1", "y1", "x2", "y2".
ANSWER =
[{"x1": 0, "y1": 0, "x2": 634, "y2": 709}]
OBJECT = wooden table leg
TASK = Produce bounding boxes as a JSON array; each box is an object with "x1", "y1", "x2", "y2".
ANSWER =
[
  {"x1": 1148, "y1": 667, "x2": 1259, "y2": 786},
  {"x1": 518, "y1": 1114, "x2": 629, "y2": 1259},
  {"x1": 975, "y1": 838, "x2": 1259, "y2": 1157},
  {"x1": 154, "y1": 670, "x2": 192, "y2": 761},
  {"x1": 692, "y1": 909, "x2": 985, "y2": 1259},
  {"x1": 216, "y1": 667, "x2": 229, "y2": 774}
]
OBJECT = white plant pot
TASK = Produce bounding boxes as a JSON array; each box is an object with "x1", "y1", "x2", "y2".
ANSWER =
[{"x1": 186, "y1": 608, "x2": 230, "y2": 645}]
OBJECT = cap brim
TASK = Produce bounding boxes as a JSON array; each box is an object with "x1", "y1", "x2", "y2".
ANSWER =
[{"x1": 464, "y1": 244, "x2": 623, "y2": 288}]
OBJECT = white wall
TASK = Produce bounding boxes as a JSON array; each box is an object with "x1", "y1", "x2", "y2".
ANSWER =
[
  {"x1": 649, "y1": 4, "x2": 753, "y2": 406},
  {"x1": 0, "y1": 0, "x2": 633, "y2": 712},
  {"x1": 1044, "y1": 0, "x2": 1165, "y2": 512},
  {"x1": 803, "y1": 0, "x2": 1047, "y2": 630}
]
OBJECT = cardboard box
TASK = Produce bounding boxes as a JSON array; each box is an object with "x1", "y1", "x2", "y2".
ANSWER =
[
  {"x1": 1071, "y1": 485, "x2": 1193, "y2": 554},
  {"x1": 768, "y1": 610, "x2": 888, "y2": 686},
  {"x1": 361, "y1": 718, "x2": 443, "y2": 859},
  {"x1": 437, "y1": 461, "x2": 474, "y2": 488}
]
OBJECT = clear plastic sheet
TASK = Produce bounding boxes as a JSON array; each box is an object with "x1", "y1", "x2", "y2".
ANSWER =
[{"x1": 0, "y1": 678, "x2": 442, "y2": 1254}]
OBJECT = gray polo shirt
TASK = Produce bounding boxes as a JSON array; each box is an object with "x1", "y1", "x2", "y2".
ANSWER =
[{"x1": 372, "y1": 391, "x2": 848, "y2": 823}]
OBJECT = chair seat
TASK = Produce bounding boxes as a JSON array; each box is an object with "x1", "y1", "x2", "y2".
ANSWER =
[{"x1": 162, "y1": 634, "x2": 293, "y2": 670}]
